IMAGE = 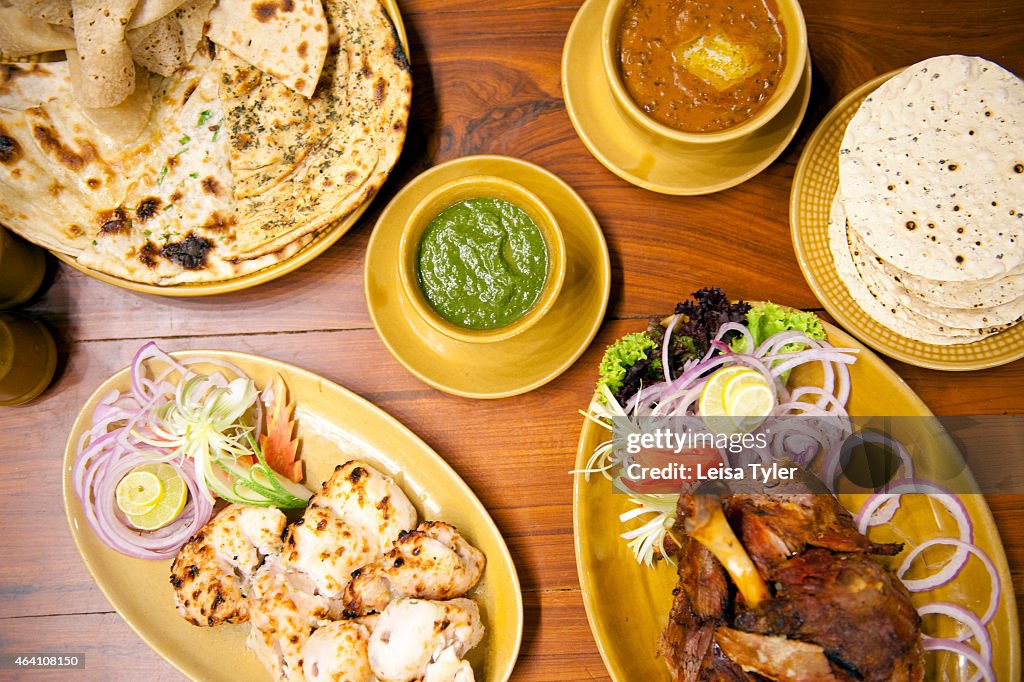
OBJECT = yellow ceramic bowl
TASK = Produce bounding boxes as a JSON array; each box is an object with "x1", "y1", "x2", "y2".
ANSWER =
[
  {"x1": 0, "y1": 312, "x2": 57, "y2": 406},
  {"x1": 601, "y1": 0, "x2": 808, "y2": 145},
  {"x1": 0, "y1": 228, "x2": 46, "y2": 309},
  {"x1": 398, "y1": 175, "x2": 567, "y2": 344}
]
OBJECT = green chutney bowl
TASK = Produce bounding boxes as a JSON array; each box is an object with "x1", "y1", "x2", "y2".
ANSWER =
[{"x1": 398, "y1": 175, "x2": 567, "y2": 344}]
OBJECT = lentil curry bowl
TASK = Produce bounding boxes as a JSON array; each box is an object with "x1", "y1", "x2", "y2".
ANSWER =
[{"x1": 616, "y1": 0, "x2": 788, "y2": 134}]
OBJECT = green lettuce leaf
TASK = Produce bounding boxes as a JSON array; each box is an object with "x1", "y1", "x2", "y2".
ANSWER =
[
  {"x1": 596, "y1": 332, "x2": 658, "y2": 402},
  {"x1": 730, "y1": 302, "x2": 826, "y2": 355}
]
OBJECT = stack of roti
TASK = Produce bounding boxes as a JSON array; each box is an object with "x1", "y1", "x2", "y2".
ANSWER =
[
  {"x1": 0, "y1": 0, "x2": 410, "y2": 285},
  {"x1": 828, "y1": 55, "x2": 1023, "y2": 345}
]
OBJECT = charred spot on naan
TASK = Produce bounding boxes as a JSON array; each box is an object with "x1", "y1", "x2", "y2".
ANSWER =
[
  {"x1": 0, "y1": 65, "x2": 24, "y2": 95},
  {"x1": 0, "y1": 62, "x2": 69, "y2": 104},
  {"x1": 161, "y1": 233, "x2": 213, "y2": 270},
  {"x1": 98, "y1": 207, "x2": 131, "y2": 235},
  {"x1": 0, "y1": 128, "x2": 21, "y2": 164},
  {"x1": 221, "y1": 62, "x2": 263, "y2": 95},
  {"x1": 380, "y1": 7, "x2": 410, "y2": 72},
  {"x1": 372, "y1": 78, "x2": 387, "y2": 106},
  {"x1": 136, "y1": 197, "x2": 161, "y2": 222},
  {"x1": 30, "y1": 121, "x2": 97, "y2": 171},
  {"x1": 138, "y1": 241, "x2": 159, "y2": 268},
  {"x1": 200, "y1": 176, "x2": 223, "y2": 196},
  {"x1": 252, "y1": 0, "x2": 296, "y2": 23},
  {"x1": 201, "y1": 210, "x2": 236, "y2": 231}
]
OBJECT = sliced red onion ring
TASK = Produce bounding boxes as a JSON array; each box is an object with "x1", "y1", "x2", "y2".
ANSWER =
[
  {"x1": 900, "y1": 538, "x2": 999, "y2": 625},
  {"x1": 717, "y1": 322, "x2": 753, "y2": 354},
  {"x1": 854, "y1": 494, "x2": 903, "y2": 531},
  {"x1": 918, "y1": 602, "x2": 992, "y2": 663},
  {"x1": 752, "y1": 329, "x2": 813, "y2": 357},
  {"x1": 662, "y1": 313, "x2": 681, "y2": 384},
  {"x1": 855, "y1": 480, "x2": 963, "y2": 532},
  {"x1": 767, "y1": 348, "x2": 858, "y2": 379},
  {"x1": 922, "y1": 637, "x2": 995, "y2": 682},
  {"x1": 73, "y1": 343, "x2": 248, "y2": 559},
  {"x1": 859, "y1": 486, "x2": 976, "y2": 604}
]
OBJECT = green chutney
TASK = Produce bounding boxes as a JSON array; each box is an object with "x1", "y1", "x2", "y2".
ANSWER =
[{"x1": 416, "y1": 197, "x2": 549, "y2": 330}]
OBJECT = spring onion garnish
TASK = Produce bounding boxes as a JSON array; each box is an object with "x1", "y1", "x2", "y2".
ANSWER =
[{"x1": 134, "y1": 372, "x2": 307, "y2": 508}]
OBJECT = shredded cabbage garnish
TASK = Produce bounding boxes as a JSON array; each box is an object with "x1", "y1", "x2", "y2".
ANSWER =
[
  {"x1": 619, "y1": 494, "x2": 679, "y2": 568},
  {"x1": 135, "y1": 372, "x2": 309, "y2": 508}
]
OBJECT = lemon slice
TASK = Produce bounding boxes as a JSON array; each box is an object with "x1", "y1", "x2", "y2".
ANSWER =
[
  {"x1": 115, "y1": 470, "x2": 164, "y2": 515},
  {"x1": 725, "y1": 381, "x2": 774, "y2": 432},
  {"x1": 698, "y1": 366, "x2": 755, "y2": 417},
  {"x1": 119, "y1": 463, "x2": 189, "y2": 531},
  {"x1": 700, "y1": 366, "x2": 774, "y2": 433},
  {"x1": 723, "y1": 371, "x2": 772, "y2": 411}
]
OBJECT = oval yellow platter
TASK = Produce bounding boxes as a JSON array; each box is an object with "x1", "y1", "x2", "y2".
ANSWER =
[
  {"x1": 561, "y1": 0, "x2": 811, "y2": 196},
  {"x1": 790, "y1": 71, "x2": 1024, "y2": 370},
  {"x1": 573, "y1": 320, "x2": 1019, "y2": 681},
  {"x1": 48, "y1": 0, "x2": 408, "y2": 298},
  {"x1": 365, "y1": 155, "x2": 611, "y2": 399},
  {"x1": 63, "y1": 350, "x2": 523, "y2": 681}
]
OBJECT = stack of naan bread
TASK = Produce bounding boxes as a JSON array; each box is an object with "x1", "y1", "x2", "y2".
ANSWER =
[
  {"x1": 0, "y1": 0, "x2": 410, "y2": 285},
  {"x1": 828, "y1": 55, "x2": 1023, "y2": 345}
]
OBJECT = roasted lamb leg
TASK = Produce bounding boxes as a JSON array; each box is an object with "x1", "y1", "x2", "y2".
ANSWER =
[
  {"x1": 659, "y1": 467, "x2": 924, "y2": 682},
  {"x1": 734, "y1": 548, "x2": 924, "y2": 682}
]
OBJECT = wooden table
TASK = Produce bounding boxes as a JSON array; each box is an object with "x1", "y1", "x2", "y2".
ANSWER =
[{"x1": 2, "y1": 0, "x2": 1022, "y2": 679}]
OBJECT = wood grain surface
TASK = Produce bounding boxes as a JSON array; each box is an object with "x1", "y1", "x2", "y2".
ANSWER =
[{"x1": 2, "y1": 0, "x2": 1023, "y2": 680}]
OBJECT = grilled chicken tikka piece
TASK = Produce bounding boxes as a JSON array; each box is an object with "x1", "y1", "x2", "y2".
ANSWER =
[
  {"x1": 301, "y1": 620, "x2": 375, "y2": 682},
  {"x1": 246, "y1": 557, "x2": 338, "y2": 682},
  {"x1": 367, "y1": 597, "x2": 483, "y2": 682},
  {"x1": 170, "y1": 504, "x2": 286, "y2": 626},
  {"x1": 282, "y1": 505, "x2": 379, "y2": 599},
  {"x1": 309, "y1": 460, "x2": 418, "y2": 559},
  {"x1": 342, "y1": 521, "x2": 485, "y2": 616}
]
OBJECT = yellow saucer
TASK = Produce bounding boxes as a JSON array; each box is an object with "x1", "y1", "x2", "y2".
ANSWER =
[
  {"x1": 561, "y1": 0, "x2": 812, "y2": 196},
  {"x1": 365, "y1": 155, "x2": 611, "y2": 399}
]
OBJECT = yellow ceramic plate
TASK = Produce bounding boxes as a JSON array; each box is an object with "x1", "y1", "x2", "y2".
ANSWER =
[
  {"x1": 63, "y1": 351, "x2": 522, "y2": 681},
  {"x1": 561, "y1": 0, "x2": 811, "y2": 196},
  {"x1": 365, "y1": 155, "x2": 611, "y2": 399},
  {"x1": 48, "y1": 1, "x2": 408, "y2": 298},
  {"x1": 790, "y1": 71, "x2": 1024, "y2": 370},
  {"x1": 574, "y1": 320, "x2": 1019, "y2": 681}
]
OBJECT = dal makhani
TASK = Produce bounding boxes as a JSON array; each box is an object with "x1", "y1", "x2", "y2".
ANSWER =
[{"x1": 617, "y1": 0, "x2": 786, "y2": 133}]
